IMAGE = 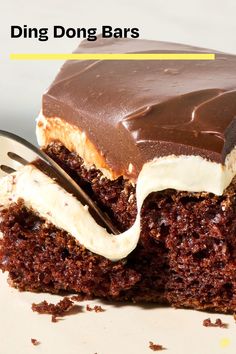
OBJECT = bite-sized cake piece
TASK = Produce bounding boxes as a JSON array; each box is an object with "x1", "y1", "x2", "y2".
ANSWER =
[{"x1": 0, "y1": 38, "x2": 236, "y2": 313}]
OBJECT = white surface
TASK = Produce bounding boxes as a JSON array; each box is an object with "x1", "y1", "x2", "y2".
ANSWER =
[
  {"x1": 0, "y1": 272, "x2": 236, "y2": 354},
  {"x1": 1, "y1": 0, "x2": 236, "y2": 142}
]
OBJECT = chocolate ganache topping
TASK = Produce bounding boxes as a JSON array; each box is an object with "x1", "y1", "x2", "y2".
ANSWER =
[{"x1": 42, "y1": 38, "x2": 236, "y2": 179}]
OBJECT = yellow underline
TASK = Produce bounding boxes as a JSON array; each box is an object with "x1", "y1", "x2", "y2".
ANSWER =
[{"x1": 10, "y1": 53, "x2": 215, "y2": 60}]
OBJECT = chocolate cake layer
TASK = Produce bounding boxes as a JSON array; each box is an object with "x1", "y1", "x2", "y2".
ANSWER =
[
  {"x1": 42, "y1": 39, "x2": 236, "y2": 179},
  {"x1": 1, "y1": 143, "x2": 236, "y2": 313}
]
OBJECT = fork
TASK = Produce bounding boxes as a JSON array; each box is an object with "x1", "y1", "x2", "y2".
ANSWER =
[{"x1": 0, "y1": 130, "x2": 119, "y2": 235}]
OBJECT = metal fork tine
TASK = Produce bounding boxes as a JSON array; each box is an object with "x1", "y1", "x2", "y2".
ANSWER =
[
  {"x1": 7, "y1": 152, "x2": 29, "y2": 166},
  {"x1": 0, "y1": 130, "x2": 119, "y2": 234},
  {"x1": 0, "y1": 165, "x2": 16, "y2": 174}
]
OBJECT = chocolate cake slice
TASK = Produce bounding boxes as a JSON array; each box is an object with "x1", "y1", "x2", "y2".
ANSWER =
[{"x1": 1, "y1": 38, "x2": 236, "y2": 313}]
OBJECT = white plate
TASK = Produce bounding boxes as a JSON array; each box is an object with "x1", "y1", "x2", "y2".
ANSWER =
[{"x1": 0, "y1": 272, "x2": 235, "y2": 354}]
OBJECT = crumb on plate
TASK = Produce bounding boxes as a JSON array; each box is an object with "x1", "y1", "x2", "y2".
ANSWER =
[
  {"x1": 31, "y1": 338, "x2": 40, "y2": 346},
  {"x1": 86, "y1": 304, "x2": 105, "y2": 312},
  {"x1": 203, "y1": 318, "x2": 228, "y2": 328},
  {"x1": 149, "y1": 341, "x2": 165, "y2": 351},
  {"x1": 32, "y1": 297, "x2": 74, "y2": 316}
]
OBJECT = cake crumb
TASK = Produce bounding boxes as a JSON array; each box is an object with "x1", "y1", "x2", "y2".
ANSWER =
[
  {"x1": 86, "y1": 304, "x2": 105, "y2": 312},
  {"x1": 51, "y1": 315, "x2": 58, "y2": 323},
  {"x1": 70, "y1": 294, "x2": 86, "y2": 302},
  {"x1": 149, "y1": 341, "x2": 165, "y2": 351},
  {"x1": 203, "y1": 318, "x2": 228, "y2": 328},
  {"x1": 32, "y1": 296, "x2": 78, "y2": 322},
  {"x1": 86, "y1": 304, "x2": 93, "y2": 312},
  {"x1": 31, "y1": 338, "x2": 40, "y2": 346},
  {"x1": 94, "y1": 305, "x2": 105, "y2": 313}
]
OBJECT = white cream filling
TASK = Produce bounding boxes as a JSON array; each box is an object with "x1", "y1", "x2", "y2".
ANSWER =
[{"x1": 0, "y1": 148, "x2": 235, "y2": 261}]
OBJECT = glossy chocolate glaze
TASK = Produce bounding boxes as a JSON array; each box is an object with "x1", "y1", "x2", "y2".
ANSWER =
[{"x1": 43, "y1": 38, "x2": 236, "y2": 179}]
